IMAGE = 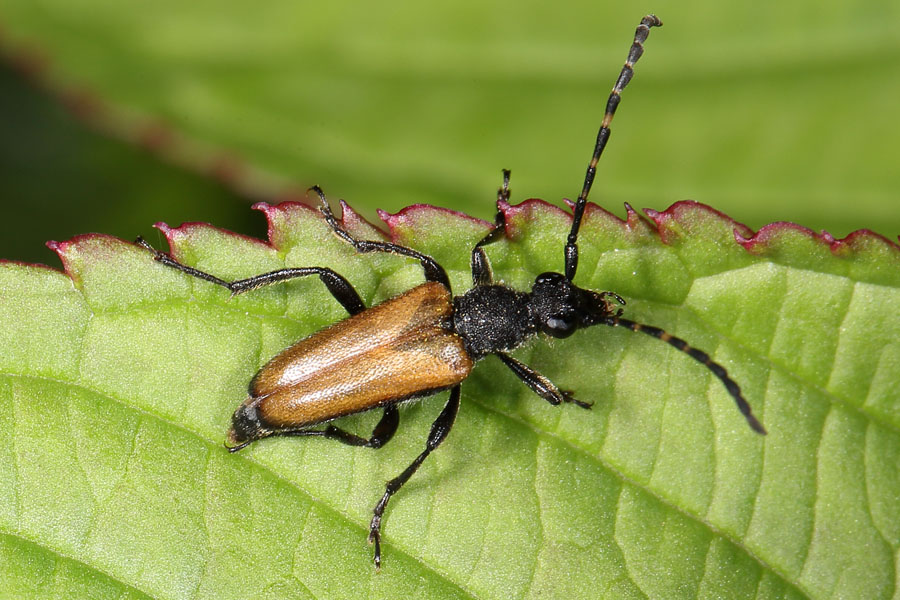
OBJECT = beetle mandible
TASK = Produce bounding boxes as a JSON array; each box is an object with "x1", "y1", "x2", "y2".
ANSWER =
[{"x1": 137, "y1": 14, "x2": 765, "y2": 569}]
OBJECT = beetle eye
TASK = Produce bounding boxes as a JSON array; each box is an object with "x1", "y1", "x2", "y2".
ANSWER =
[{"x1": 544, "y1": 313, "x2": 577, "y2": 338}]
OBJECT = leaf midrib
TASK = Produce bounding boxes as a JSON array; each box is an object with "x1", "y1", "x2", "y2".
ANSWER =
[{"x1": 0, "y1": 530, "x2": 151, "y2": 600}]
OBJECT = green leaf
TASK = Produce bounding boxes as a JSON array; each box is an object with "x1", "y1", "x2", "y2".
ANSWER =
[{"x1": 1, "y1": 200, "x2": 898, "y2": 599}]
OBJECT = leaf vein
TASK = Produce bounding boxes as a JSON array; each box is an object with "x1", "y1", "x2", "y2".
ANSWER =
[
  {"x1": 797, "y1": 403, "x2": 831, "y2": 583},
  {"x1": 470, "y1": 391, "x2": 803, "y2": 597},
  {"x1": 0, "y1": 372, "x2": 480, "y2": 600}
]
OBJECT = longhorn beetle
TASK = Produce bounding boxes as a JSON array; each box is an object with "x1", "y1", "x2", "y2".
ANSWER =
[{"x1": 137, "y1": 14, "x2": 765, "y2": 569}]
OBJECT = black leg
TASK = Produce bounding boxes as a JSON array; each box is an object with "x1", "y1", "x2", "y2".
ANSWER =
[
  {"x1": 564, "y1": 15, "x2": 662, "y2": 280},
  {"x1": 603, "y1": 316, "x2": 766, "y2": 434},
  {"x1": 135, "y1": 236, "x2": 366, "y2": 315},
  {"x1": 496, "y1": 352, "x2": 592, "y2": 409},
  {"x1": 368, "y1": 385, "x2": 461, "y2": 569},
  {"x1": 309, "y1": 186, "x2": 452, "y2": 291},
  {"x1": 279, "y1": 405, "x2": 401, "y2": 448},
  {"x1": 471, "y1": 169, "x2": 511, "y2": 287}
]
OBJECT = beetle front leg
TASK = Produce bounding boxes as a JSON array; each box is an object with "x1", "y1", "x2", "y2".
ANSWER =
[
  {"x1": 496, "y1": 352, "x2": 592, "y2": 409},
  {"x1": 369, "y1": 385, "x2": 460, "y2": 569}
]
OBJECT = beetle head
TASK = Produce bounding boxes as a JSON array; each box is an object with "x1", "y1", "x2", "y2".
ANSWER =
[
  {"x1": 225, "y1": 400, "x2": 267, "y2": 452},
  {"x1": 530, "y1": 272, "x2": 624, "y2": 338}
]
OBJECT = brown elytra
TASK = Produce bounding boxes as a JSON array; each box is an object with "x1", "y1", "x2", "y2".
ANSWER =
[{"x1": 242, "y1": 281, "x2": 472, "y2": 433}]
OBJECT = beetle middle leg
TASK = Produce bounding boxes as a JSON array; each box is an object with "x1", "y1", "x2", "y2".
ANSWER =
[
  {"x1": 368, "y1": 384, "x2": 461, "y2": 569},
  {"x1": 496, "y1": 352, "x2": 592, "y2": 409},
  {"x1": 309, "y1": 186, "x2": 452, "y2": 290},
  {"x1": 470, "y1": 169, "x2": 511, "y2": 287},
  {"x1": 279, "y1": 405, "x2": 400, "y2": 449},
  {"x1": 135, "y1": 236, "x2": 366, "y2": 315}
]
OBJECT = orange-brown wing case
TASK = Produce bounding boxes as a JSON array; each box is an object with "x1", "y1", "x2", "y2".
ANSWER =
[{"x1": 248, "y1": 281, "x2": 473, "y2": 429}]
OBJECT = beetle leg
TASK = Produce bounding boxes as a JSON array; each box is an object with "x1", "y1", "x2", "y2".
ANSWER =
[
  {"x1": 280, "y1": 406, "x2": 400, "y2": 448},
  {"x1": 135, "y1": 237, "x2": 366, "y2": 316},
  {"x1": 228, "y1": 268, "x2": 366, "y2": 315},
  {"x1": 309, "y1": 186, "x2": 452, "y2": 290},
  {"x1": 496, "y1": 352, "x2": 593, "y2": 409},
  {"x1": 369, "y1": 385, "x2": 460, "y2": 570},
  {"x1": 136, "y1": 236, "x2": 231, "y2": 287},
  {"x1": 471, "y1": 169, "x2": 511, "y2": 287}
]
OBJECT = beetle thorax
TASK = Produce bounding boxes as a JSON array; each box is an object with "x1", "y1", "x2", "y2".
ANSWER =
[{"x1": 452, "y1": 285, "x2": 536, "y2": 358}]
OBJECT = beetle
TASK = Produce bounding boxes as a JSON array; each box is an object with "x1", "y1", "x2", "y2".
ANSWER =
[{"x1": 136, "y1": 14, "x2": 765, "y2": 569}]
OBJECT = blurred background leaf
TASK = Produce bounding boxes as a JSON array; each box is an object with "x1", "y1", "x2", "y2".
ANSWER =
[{"x1": 0, "y1": 1, "x2": 898, "y2": 262}]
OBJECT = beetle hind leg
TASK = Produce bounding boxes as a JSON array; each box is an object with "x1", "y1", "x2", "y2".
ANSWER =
[
  {"x1": 369, "y1": 385, "x2": 460, "y2": 569},
  {"x1": 135, "y1": 236, "x2": 366, "y2": 316},
  {"x1": 136, "y1": 236, "x2": 232, "y2": 288},
  {"x1": 281, "y1": 406, "x2": 400, "y2": 448}
]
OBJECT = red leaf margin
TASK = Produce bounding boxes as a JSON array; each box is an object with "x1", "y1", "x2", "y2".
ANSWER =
[{"x1": 2, "y1": 200, "x2": 897, "y2": 288}]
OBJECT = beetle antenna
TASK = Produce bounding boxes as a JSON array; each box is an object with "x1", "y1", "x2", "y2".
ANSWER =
[
  {"x1": 603, "y1": 315, "x2": 766, "y2": 435},
  {"x1": 565, "y1": 15, "x2": 662, "y2": 281},
  {"x1": 499, "y1": 168, "x2": 511, "y2": 203}
]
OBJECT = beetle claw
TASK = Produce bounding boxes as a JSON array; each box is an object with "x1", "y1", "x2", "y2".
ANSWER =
[{"x1": 562, "y1": 390, "x2": 593, "y2": 409}]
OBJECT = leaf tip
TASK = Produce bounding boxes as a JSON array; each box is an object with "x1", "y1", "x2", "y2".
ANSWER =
[
  {"x1": 338, "y1": 200, "x2": 383, "y2": 238},
  {"x1": 250, "y1": 201, "x2": 275, "y2": 216},
  {"x1": 250, "y1": 200, "x2": 324, "y2": 251},
  {"x1": 376, "y1": 208, "x2": 395, "y2": 238},
  {"x1": 150, "y1": 221, "x2": 181, "y2": 256},
  {"x1": 152, "y1": 221, "x2": 174, "y2": 235},
  {"x1": 643, "y1": 200, "x2": 754, "y2": 245}
]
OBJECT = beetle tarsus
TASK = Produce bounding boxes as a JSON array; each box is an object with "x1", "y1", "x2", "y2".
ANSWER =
[
  {"x1": 562, "y1": 390, "x2": 594, "y2": 409},
  {"x1": 370, "y1": 526, "x2": 382, "y2": 571},
  {"x1": 496, "y1": 352, "x2": 591, "y2": 408}
]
